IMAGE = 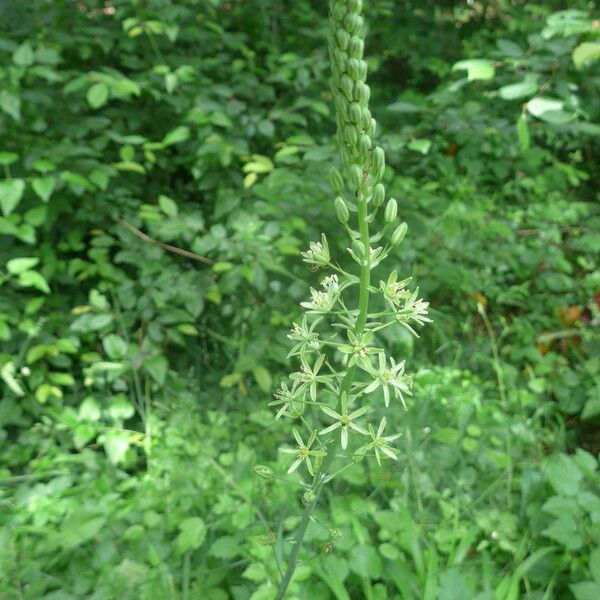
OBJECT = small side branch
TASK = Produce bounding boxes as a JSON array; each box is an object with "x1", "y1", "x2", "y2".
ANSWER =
[{"x1": 118, "y1": 218, "x2": 214, "y2": 265}]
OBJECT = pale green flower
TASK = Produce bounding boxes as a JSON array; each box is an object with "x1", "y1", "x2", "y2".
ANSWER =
[
  {"x1": 362, "y1": 352, "x2": 412, "y2": 408},
  {"x1": 289, "y1": 354, "x2": 333, "y2": 401},
  {"x1": 319, "y1": 393, "x2": 369, "y2": 449},
  {"x1": 279, "y1": 429, "x2": 326, "y2": 476},
  {"x1": 355, "y1": 417, "x2": 401, "y2": 465}
]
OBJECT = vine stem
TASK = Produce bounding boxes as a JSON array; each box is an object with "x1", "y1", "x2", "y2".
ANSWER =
[{"x1": 274, "y1": 196, "x2": 371, "y2": 599}]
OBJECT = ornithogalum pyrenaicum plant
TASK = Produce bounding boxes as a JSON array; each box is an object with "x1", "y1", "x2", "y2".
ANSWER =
[{"x1": 270, "y1": 1, "x2": 430, "y2": 597}]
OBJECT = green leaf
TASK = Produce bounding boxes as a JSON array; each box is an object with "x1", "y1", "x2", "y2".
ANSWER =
[
  {"x1": 32, "y1": 176, "x2": 57, "y2": 202},
  {"x1": 542, "y1": 515, "x2": 583, "y2": 550},
  {"x1": 176, "y1": 517, "x2": 207, "y2": 554},
  {"x1": 59, "y1": 516, "x2": 106, "y2": 550},
  {"x1": 87, "y1": 82, "x2": 109, "y2": 109},
  {"x1": 527, "y1": 97, "x2": 574, "y2": 124},
  {"x1": 252, "y1": 365, "x2": 272, "y2": 392},
  {"x1": 452, "y1": 59, "x2": 495, "y2": 81},
  {"x1": 18, "y1": 270, "x2": 50, "y2": 294},
  {"x1": 0, "y1": 91, "x2": 21, "y2": 121},
  {"x1": 517, "y1": 115, "x2": 530, "y2": 152},
  {"x1": 589, "y1": 548, "x2": 600, "y2": 581},
  {"x1": 102, "y1": 429, "x2": 130, "y2": 464},
  {"x1": 0, "y1": 152, "x2": 19, "y2": 166},
  {"x1": 79, "y1": 396, "x2": 101, "y2": 421},
  {"x1": 7, "y1": 257, "x2": 39, "y2": 274},
  {"x1": 162, "y1": 126, "x2": 190, "y2": 146},
  {"x1": 13, "y1": 42, "x2": 34, "y2": 67},
  {"x1": 408, "y1": 138, "x2": 432, "y2": 154},
  {"x1": 349, "y1": 544, "x2": 383, "y2": 578},
  {"x1": 108, "y1": 395, "x2": 135, "y2": 420},
  {"x1": 144, "y1": 355, "x2": 168, "y2": 386},
  {"x1": 573, "y1": 42, "x2": 600, "y2": 69},
  {"x1": 546, "y1": 454, "x2": 582, "y2": 496},
  {"x1": 209, "y1": 536, "x2": 240, "y2": 559},
  {"x1": 102, "y1": 333, "x2": 128, "y2": 359},
  {"x1": 498, "y1": 80, "x2": 538, "y2": 100},
  {"x1": 71, "y1": 313, "x2": 113, "y2": 332},
  {"x1": 0, "y1": 179, "x2": 26, "y2": 216},
  {"x1": 570, "y1": 582, "x2": 600, "y2": 600},
  {"x1": 158, "y1": 194, "x2": 178, "y2": 216}
]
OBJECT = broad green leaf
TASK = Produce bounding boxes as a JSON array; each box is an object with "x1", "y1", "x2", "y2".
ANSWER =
[
  {"x1": 527, "y1": 97, "x2": 574, "y2": 124},
  {"x1": 32, "y1": 176, "x2": 57, "y2": 202},
  {"x1": 144, "y1": 355, "x2": 168, "y2": 385},
  {"x1": 0, "y1": 152, "x2": 19, "y2": 166},
  {"x1": 59, "y1": 516, "x2": 106, "y2": 550},
  {"x1": 570, "y1": 582, "x2": 600, "y2": 600},
  {"x1": 0, "y1": 91, "x2": 21, "y2": 121},
  {"x1": 252, "y1": 365, "x2": 272, "y2": 392},
  {"x1": 0, "y1": 179, "x2": 26, "y2": 215},
  {"x1": 589, "y1": 548, "x2": 600, "y2": 581},
  {"x1": 176, "y1": 517, "x2": 206, "y2": 554},
  {"x1": 349, "y1": 544, "x2": 383, "y2": 578},
  {"x1": 102, "y1": 429, "x2": 130, "y2": 464},
  {"x1": 79, "y1": 396, "x2": 101, "y2": 421},
  {"x1": 498, "y1": 80, "x2": 538, "y2": 100},
  {"x1": 545, "y1": 454, "x2": 582, "y2": 496},
  {"x1": 18, "y1": 270, "x2": 50, "y2": 294},
  {"x1": 573, "y1": 42, "x2": 600, "y2": 69},
  {"x1": 158, "y1": 194, "x2": 178, "y2": 216},
  {"x1": 452, "y1": 59, "x2": 495, "y2": 81},
  {"x1": 13, "y1": 42, "x2": 34, "y2": 67},
  {"x1": 71, "y1": 313, "x2": 113, "y2": 332},
  {"x1": 162, "y1": 126, "x2": 190, "y2": 146},
  {"x1": 7, "y1": 257, "x2": 39, "y2": 274},
  {"x1": 102, "y1": 333, "x2": 128, "y2": 359},
  {"x1": 108, "y1": 395, "x2": 135, "y2": 420},
  {"x1": 542, "y1": 515, "x2": 583, "y2": 550},
  {"x1": 407, "y1": 138, "x2": 432, "y2": 154},
  {"x1": 87, "y1": 82, "x2": 109, "y2": 109}
]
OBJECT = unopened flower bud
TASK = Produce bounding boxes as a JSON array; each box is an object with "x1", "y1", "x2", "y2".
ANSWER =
[
  {"x1": 384, "y1": 197, "x2": 398, "y2": 223},
  {"x1": 347, "y1": 0, "x2": 363, "y2": 12},
  {"x1": 336, "y1": 29, "x2": 350, "y2": 50},
  {"x1": 354, "y1": 81, "x2": 370, "y2": 106},
  {"x1": 349, "y1": 102, "x2": 362, "y2": 124},
  {"x1": 372, "y1": 183, "x2": 385, "y2": 207},
  {"x1": 329, "y1": 168, "x2": 344, "y2": 193},
  {"x1": 344, "y1": 124, "x2": 358, "y2": 146},
  {"x1": 347, "y1": 57, "x2": 360, "y2": 81},
  {"x1": 332, "y1": 3, "x2": 346, "y2": 22},
  {"x1": 349, "y1": 164, "x2": 363, "y2": 189},
  {"x1": 391, "y1": 222, "x2": 407, "y2": 245},
  {"x1": 340, "y1": 74, "x2": 353, "y2": 101},
  {"x1": 348, "y1": 36, "x2": 364, "y2": 59},
  {"x1": 358, "y1": 59, "x2": 368, "y2": 82},
  {"x1": 335, "y1": 196, "x2": 350, "y2": 223},
  {"x1": 344, "y1": 14, "x2": 363, "y2": 34},
  {"x1": 372, "y1": 146, "x2": 385, "y2": 173},
  {"x1": 351, "y1": 239, "x2": 366, "y2": 258}
]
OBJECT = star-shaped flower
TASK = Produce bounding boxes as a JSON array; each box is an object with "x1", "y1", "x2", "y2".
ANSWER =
[
  {"x1": 319, "y1": 393, "x2": 369, "y2": 449},
  {"x1": 355, "y1": 417, "x2": 401, "y2": 465},
  {"x1": 362, "y1": 352, "x2": 412, "y2": 408},
  {"x1": 279, "y1": 429, "x2": 326, "y2": 476}
]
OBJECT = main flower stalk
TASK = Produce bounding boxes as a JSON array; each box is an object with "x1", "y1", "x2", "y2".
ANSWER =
[{"x1": 271, "y1": 1, "x2": 430, "y2": 597}]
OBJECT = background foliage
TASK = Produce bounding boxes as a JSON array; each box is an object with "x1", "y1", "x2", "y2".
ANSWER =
[{"x1": 1, "y1": 1, "x2": 599, "y2": 599}]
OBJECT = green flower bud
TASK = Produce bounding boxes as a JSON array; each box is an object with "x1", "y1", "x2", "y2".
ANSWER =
[
  {"x1": 347, "y1": 0, "x2": 363, "y2": 12},
  {"x1": 384, "y1": 197, "x2": 398, "y2": 223},
  {"x1": 344, "y1": 123, "x2": 358, "y2": 146},
  {"x1": 337, "y1": 30, "x2": 350, "y2": 50},
  {"x1": 340, "y1": 74, "x2": 354, "y2": 101},
  {"x1": 360, "y1": 107, "x2": 372, "y2": 130},
  {"x1": 347, "y1": 57, "x2": 360, "y2": 81},
  {"x1": 332, "y1": 4, "x2": 346, "y2": 22},
  {"x1": 349, "y1": 102, "x2": 362, "y2": 124},
  {"x1": 254, "y1": 465, "x2": 273, "y2": 479},
  {"x1": 348, "y1": 36, "x2": 364, "y2": 59},
  {"x1": 354, "y1": 81, "x2": 370, "y2": 106},
  {"x1": 351, "y1": 238, "x2": 366, "y2": 259},
  {"x1": 372, "y1": 183, "x2": 385, "y2": 207},
  {"x1": 349, "y1": 164, "x2": 363, "y2": 189},
  {"x1": 369, "y1": 118, "x2": 377, "y2": 137},
  {"x1": 391, "y1": 222, "x2": 408, "y2": 245},
  {"x1": 372, "y1": 146, "x2": 385, "y2": 173},
  {"x1": 358, "y1": 133, "x2": 371, "y2": 158},
  {"x1": 344, "y1": 13, "x2": 362, "y2": 34},
  {"x1": 335, "y1": 196, "x2": 350, "y2": 223},
  {"x1": 357, "y1": 59, "x2": 368, "y2": 82},
  {"x1": 340, "y1": 146, "x2": 352, "y2": 166},
  {"x1": 334, "y1": 48, "x2": 348, "y2": 72},
  {"x1": 329, "y1": 167, "x2": 344, "y2": 193}
]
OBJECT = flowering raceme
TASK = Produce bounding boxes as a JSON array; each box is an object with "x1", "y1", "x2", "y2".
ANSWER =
[{"x1": 271, "y1": 1, "x2": 430, "y2": 597}]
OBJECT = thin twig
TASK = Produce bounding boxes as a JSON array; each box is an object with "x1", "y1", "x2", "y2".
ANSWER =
[{"x1": 117, "y1": 218, "x2": 214, "y2": 265}]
